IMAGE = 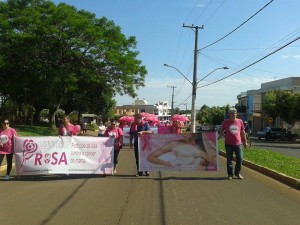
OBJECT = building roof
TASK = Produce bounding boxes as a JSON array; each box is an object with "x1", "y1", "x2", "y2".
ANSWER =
[{"x1": 81, "y1": 114, "x2": 98, "y2": 118}]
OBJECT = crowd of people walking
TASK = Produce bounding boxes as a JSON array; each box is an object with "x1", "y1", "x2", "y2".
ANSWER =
[{"x1": 1, "y1": 111, "x2": 247, "y2": 181}]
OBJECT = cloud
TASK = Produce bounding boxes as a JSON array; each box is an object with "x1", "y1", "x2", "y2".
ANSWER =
[
  {"x1": 281, "y1": 55, "x2": 289, "y2": 59},
  {"x1": 293, "y1": 55, "x2": 300, "y2": 60},
  {"x1": 196, "y1": 4, "x2": 205, "y2": 8},
  {"x1": 281, "y1": 54, "x2": 300, "y2": 60}
]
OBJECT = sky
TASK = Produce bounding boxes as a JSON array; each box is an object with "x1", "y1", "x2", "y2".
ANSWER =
[{"x1": 52, "y1": 0, "x2": 300, "y2": 110}]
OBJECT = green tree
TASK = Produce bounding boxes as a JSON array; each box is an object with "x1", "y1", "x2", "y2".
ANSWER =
[
  {"x1": 263, "y1": 90, "x2": 300, "y2": 126},
  {"x1": 210, "y1": 106, "x2": 226, "y2": 125},
  {"x1": 0, "y1": 0, "x2": 147, "y2": 125},
  {"x1": 197, "y1": 105, "x2": 226, "y2": 125},
  {"x1": 173, "y1": 107, "x2": 180, "y2": 115},
  {"x1": 262, "y1": 91, "x2": 278, "y2": 119}
]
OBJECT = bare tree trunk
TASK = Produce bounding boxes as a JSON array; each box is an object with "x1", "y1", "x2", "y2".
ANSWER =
[{"x1": 49, "y1": 106, "x2": 60, "y2": 128}]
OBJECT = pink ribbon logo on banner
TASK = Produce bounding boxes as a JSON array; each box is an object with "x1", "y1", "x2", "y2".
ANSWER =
[
  {"x1": 21, "y1": 139, "x2": 38, "y2": 167},
  {"x1": 141, "y1": 135, "x2": 152, "y2": 152}
]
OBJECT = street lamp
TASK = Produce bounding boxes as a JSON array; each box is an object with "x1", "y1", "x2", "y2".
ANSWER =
[
  {"x1": 197, "y1": 67, "x2": 229, "y2": 85},
  {"x1": 164, "y1": 63, "x2": 197, "y2": 133},
  {"x1": 164, "y1": 64, "x2": 228, "y2": 133},
  {"x1": 163, "y1": 64, "x2": 192, "y2": 85}
]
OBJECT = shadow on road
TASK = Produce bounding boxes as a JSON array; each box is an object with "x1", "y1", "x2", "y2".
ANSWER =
[
  {"x1": 1, "y1": 174, "x2": 106, "y2": 182},
  {"x1": 154, "y1": 176, "x2": 228, "y2": 181}
]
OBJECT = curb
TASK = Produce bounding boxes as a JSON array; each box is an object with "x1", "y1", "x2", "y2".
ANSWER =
[
  {"x1": 253, "y1": 144, "x2": 300, "y2": 150},
  {"x1": 219, "y1": 151, "x2": 300, "y2": 190}
]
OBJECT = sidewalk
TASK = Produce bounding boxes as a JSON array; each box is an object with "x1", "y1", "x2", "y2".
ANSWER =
[{"x1": 79, "y1": 129, "x2": 98, "y2": 137}]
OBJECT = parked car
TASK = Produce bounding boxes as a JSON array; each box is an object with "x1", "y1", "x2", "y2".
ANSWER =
[
  {"x1": 256, "y1": 127, "x2": 284, "y2": 140},
  {"x1": 279, "y1": 130, "x2": 298, "y2": 143},
  {"x1": 201, "y1": 124, "x2": 211, "y2": 131}
]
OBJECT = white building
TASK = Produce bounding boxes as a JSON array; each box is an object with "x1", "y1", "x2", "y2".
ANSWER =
[{"x1": 115, "y1": 99, "x2": 171, "y2": 121}]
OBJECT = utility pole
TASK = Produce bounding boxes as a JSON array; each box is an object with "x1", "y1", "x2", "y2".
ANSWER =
[
  {"x1": 167, "y1": 85, "x2": 176, "y2": 115},
  {"x1": 183, "y1": 24, "x2": 203, "y2": 133}
]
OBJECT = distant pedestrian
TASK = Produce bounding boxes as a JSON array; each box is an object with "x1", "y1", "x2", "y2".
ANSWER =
[
  {"x1": 265, "y1": 125, "x2": 271, "y2": 140},
  {"x1": 0, "y1": 119, "x2": 17, "y2": 180},
  {"x1": 244, "y1": 121, "x2": 252, "y2": 147},
  {"x1": 82, "y1": 121, "x2": 88, "y2": 134},
  {"x1": 98, "y1": 121, "x2": 106, "y2": 137},
  {"x1": 218, "y1": 108, "x2": 248, "y2": 180}
]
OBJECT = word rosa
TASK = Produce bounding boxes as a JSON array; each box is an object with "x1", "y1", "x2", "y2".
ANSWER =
[{"x1": 34, "y1": 152, "x2": 68, "y2": 165}]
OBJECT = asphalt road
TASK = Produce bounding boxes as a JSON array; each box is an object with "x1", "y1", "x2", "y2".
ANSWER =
[
  {"x1": 0, "y1": 146, "x2": 300, "y2": 225},
  {"x1": 249, "y1": 137, "x2": 300, "y2": 158}
]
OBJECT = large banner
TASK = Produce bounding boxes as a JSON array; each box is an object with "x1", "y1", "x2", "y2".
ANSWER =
[
  {"x1": 14, "y1": 136, "x2": 114, "y2": 175},
  {"x1": 138, "y1": 132, "x2": 218, "y2": 171}
]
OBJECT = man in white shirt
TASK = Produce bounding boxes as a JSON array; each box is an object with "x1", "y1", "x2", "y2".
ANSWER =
[{"x1": 98, "y1": 122, "x2": 106, "y2": 137}]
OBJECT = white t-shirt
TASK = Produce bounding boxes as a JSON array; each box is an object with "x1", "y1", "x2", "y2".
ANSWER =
[{"x1": 98, "y1": 125, "x2": 106, "y2": 135}]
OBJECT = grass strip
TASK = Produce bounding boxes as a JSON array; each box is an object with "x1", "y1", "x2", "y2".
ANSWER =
[
  {"x1": 15, "y1": 125, "x2": 56, "y2": 136},
  {"x1": 219, "y1": 140, "x2": 300, "y2": 180}
]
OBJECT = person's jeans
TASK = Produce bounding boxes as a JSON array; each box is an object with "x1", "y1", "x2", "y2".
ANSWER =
[
  {"x1": 0, "y1": 154, "x2": 13, "y2": 175},
  {"x1": 134, "y1": 142, "x2": 139, "y2": 172},
  {"x1": 225, "y1": 144, "x2": 243, "y2": 176}
]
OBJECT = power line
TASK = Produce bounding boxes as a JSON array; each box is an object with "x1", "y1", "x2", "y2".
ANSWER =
[
  {"x1": 201, "y1": 0, "x2": 226, "y2": 25},
  {"x1": 239, "y1": 28, "x2": 300, "y2": 67},
  {"x1": 192, "y1": 0, "x2": 213, "y2": 25},
  {"x1": 199, "y1": 0, "x2": 274, "y2": 51},
  {"x1": 177, "y1": 93, "x2": 192, "y2": 106},
  {"x1": 184, "y1": 0, "x2": 203, "y2": 23},
  {"x1": 200, "y1": 50, "x2": 300, "y2": 78},
  {"x1": 202, "y1": 45, "x2": 300, "y2": 52},
  {"x1": 198, "y1": 35, "x2": 300, "y2": 89}
]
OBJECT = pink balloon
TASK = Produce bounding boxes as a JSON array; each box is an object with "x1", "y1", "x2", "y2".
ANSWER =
[{"x1": 73, "y1": 125, "x2": 81, "y2": 134}]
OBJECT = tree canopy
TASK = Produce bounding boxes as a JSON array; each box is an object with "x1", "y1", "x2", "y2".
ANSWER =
[
  {"x1": 0, "y1": 0, "x2": 147, "y2": 123},
  {"x1": 197, "y1": 104, "x2": 228, "y2": 125},
  {"x1": 263, "y1": 90, "x2": 300, "y2": 126}
]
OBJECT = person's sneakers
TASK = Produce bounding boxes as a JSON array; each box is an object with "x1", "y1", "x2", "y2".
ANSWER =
[
  {"x1": 236, "y1": 174, "x2": 243, "y2": 180},
  {"x1": 3, "y1": 175, "x2": 10, "y2": 180},
  {"x1": 228, "y1": 176, "x2": 233, "y2": 180},
  {"x1": 135, "y1": 171, "x2": 143, "y2": 177},
  {"x1": 145, "y1": 171, "x2": 150, "y2": 176}
]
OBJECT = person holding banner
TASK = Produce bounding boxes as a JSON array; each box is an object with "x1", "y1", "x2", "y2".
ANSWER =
[
  {"x1": 59, "y1": 116, "x2": 80, "y2": 136},
  {"x1": 0, "y1": 119, "x2": 17, "y2": 180},
  {"x1": 218, "y1": 108, "x2": 248, "y2": 180},
  {"x1": 130, "y1": 113, "x2": 152, "y2": 176},
  {"x1": 172, "y1": 120, "x2": 183, "y2": 134},
  {"x1": 104, "y1": 121, "x2": 123, "y2": 174}
]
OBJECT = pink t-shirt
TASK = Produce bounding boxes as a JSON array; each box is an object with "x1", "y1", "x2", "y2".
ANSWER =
[
  {"x1": 172, "y1": 124, "x2": 182, "y2": 134},
  {"x1": 221, "y1": 118, "x2": 245, "y2": 146},
  {"x1": 0, "y1": 128, "x2": 17, "y2": 154},
  {"x1": 59, "y1": 124, "x2": 76, "y2": 136},
  {"x1": 104, "y1": 127, "x2": 124, "y2": 150}
]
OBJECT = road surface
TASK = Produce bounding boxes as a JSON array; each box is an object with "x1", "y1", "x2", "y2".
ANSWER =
[
  {"x1": 0, "y1": 146, "x2": 299, "y2": 225},
  {"x1": 250, "y1": 137, "x2": 300, "y2": 158}
]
